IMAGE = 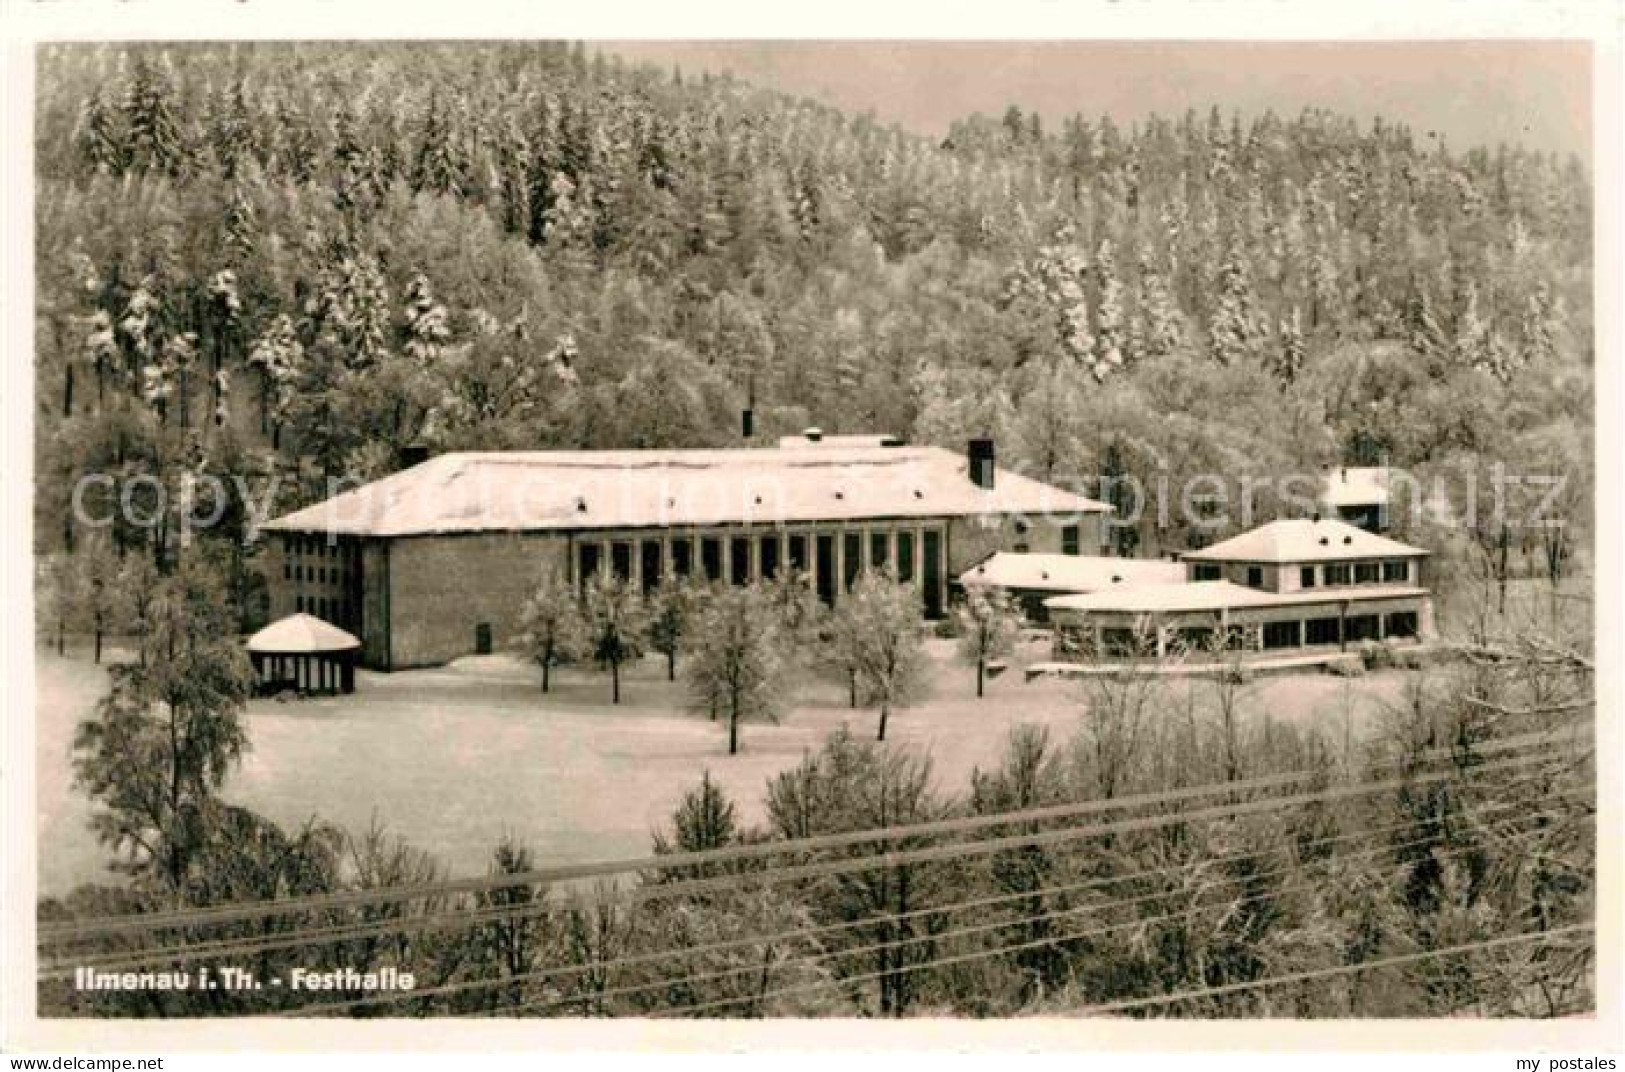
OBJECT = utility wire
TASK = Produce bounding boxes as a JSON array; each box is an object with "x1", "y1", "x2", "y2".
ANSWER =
[
  {"x1": 46, "y1": 748, "x2": 1579, "y2": 975},
  {"x1": 282, "y1": 800, "x2": 1576, "y2": 1016},
  {"x1": 661, "y1": 916, "x2": 1594, "y2": 1019},
  {"x1": 1071, "y1": 924, "x2": 1595, "y2": 1015},
  {"x1": 489, "y1": 815, "x2": 1557, "y2": 1018},
  {"x1": 39, "y1": 726, "x2": 1583, "y2": 943}
]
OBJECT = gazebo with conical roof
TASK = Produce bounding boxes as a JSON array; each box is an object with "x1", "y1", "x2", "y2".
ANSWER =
[{"x1": 246, "y1": 613, "x2": 360, "y2": 695}]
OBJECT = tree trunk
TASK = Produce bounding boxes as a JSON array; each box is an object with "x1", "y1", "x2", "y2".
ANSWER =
[
  {"x1": 541, "y1": 654, "x2": 551, "y2": 693},
  {"x1": 848, "y1": 668, "x2": 857, "y2": 708},
  {"x1": 667, "y1": 650, "x2": 676, "y2": 682},
  {"x1": 63, "y1": 361, "x2": 74, "y2": 417},
  {"x1": 1496, "y1": 524, "x2": 1510, "y2": 615},
  {"x1": 728, "y1": 707, "x2": 739, "y2": 755},
  {"x1": 877, "y1": 702, "x2": 889, "y2": 742},
  {"x1": 94, "y1": 624, "x2": 103, "y2": 665},
  {"x1": 611, "y1": 658, "x2": 620, "y2": 704},
  {"x1": 976, "y1": 658, "x2": 985, "y2": 698}
]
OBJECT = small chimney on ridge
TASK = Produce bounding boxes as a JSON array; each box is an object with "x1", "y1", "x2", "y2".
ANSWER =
[{"x1": 968, "y1": 438, "x2": 996, "y2": 490}]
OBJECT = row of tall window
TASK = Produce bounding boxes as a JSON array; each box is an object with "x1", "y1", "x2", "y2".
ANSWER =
[
  {"x1": 575, "y1": 527, "x2": 947, "y2": 616},
  {"x1": 295, "y1": 594, "x2": 350, "y2": 623},
  {"x1": 1192, "y1": 559, "x2": 1414, "y2": 588},
  {"x1": 1304, "y1": 560, "x2": 1412, "y2": 587},
  {"x1": 285, "y1": 563, "x2": 344, "y2": 583}
]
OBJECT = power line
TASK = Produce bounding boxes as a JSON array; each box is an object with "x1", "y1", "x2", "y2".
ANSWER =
[
  {"x1": 46, "y1": 747, "x2": 1578, "y2": 975},
  {"x1": 281, "y1": 800, "x2": 1572, "y2": 1016},
  {"x1": 41, "y1": 733, "x2": 1577, "y2": 946},
  {"x1": 1071, "y1": 924, "x2": 1595, "y2": 1015},
  {"x1": 661, "y1": 915, "x2": 1594, "y2": 1020},
  {"x1": 39, "y1": 726, "x2": 1582, "y2": 943},
  {"x1": 487, "y1": 816, "x2": 1558, "y2": 1018}
]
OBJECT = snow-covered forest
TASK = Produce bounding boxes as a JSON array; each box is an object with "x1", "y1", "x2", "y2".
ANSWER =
[{"x1": 34, "y1": 41, "x2": 1592, "y2": 620}]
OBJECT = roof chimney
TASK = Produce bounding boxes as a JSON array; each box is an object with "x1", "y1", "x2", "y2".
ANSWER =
[
  {"x1": 968, "y1": 438, "x2": 996, "y2": 490},
  {"x1": 804, "y1": 426, "x2": 823, "y2": 443}
]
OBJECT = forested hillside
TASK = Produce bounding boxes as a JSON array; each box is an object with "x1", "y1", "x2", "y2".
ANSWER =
[{"x1": 35, "y1": 41, "x2": 1592, "y2": 616}]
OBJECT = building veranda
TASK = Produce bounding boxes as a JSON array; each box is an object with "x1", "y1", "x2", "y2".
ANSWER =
[{"x1": 1043, "y1": 519, "x2": 1434, "y2": 661}]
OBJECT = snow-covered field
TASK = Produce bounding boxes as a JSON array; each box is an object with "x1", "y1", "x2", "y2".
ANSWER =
[{"x1": 35, "y1": 639, "x2": 1415, "y2": 898}]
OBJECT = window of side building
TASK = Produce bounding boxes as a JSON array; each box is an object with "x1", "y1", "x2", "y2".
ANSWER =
[
  {"x1": 1383, "y1": 560, "x2": 1410, "y2": 583},
  {"x1": 1246, "y1": 565, "x2": 1264, "y2": 589},
  {"x1": 1193, "y1": 563, "x2": 1221, "y2": 581},
  {"x1": 1300, "y1": 565, "x2": 1316, "y2": 588},
  {"x1": 1324, "y1": 563, "x2": 1352, "y2": 585},
  {"x1": 1354, "y1": 561, "x2": 1380, "y2": 584},
  {"x1": 1062, "y1": 524, "x2": 1080, "y2": 556}
]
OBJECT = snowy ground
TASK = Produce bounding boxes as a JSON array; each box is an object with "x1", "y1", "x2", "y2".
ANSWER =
[{"x1": 36, "y1": 638, "x2": 1417, "y2": 898}]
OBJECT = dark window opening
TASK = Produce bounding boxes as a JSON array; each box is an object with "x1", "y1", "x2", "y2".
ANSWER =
[
  {"x1": 1354, "y1": 562, "x2": 1380, "y2": 584},
  {"x1": 611, "y1": 541, "x2": 632, "y2": 581},
  {"x1": 1300, "y1": 566, "x2": 1316, "y2": 588},
  {"x1": 788, "y1": 533, "x2": 808, "y2": 575},
  {"x1": 1246, "y1": 566, "x2": 1264, "y2": 589},
  {"x1": 1193, "y1": 563, "x2": 1222, "y2": 582},
  {"x1": 843, "y1": 532, "x2": 862, "y2": 590},
  {"x1": 1324, "y1": 563, "x2": 1352, "y2": 586},
  {"x1": 1385, "y1": 611, "x2": 1419, "y2": 638},
  {"x1": 870, "y1": 531, "x2": 889, "y2": 571},
  {"x1": 922, "y1": 529, "x2": 943, "y2": 618},
  {"x1": 475, "y1": 622, "x2": 493, "y2": 655},
  {"x1": 1099, "y1": 628, "x2": 1138, "y2": 657},
  {"x1": 1383, "y1": 560, "x2": 1409, "y2": 583},
  {"x1": 672, "y1": 538, "x2": 693, "y2": 578},
  {"x1": 816, "y1": 534, "x2": 836, "y2": 605},
  {"x1": 641, "y1": 540, "x2": 662, "y2": 594},
  {"x1": 1174, "y1": 626, "x2": 1215, "y2": 652},
  {"x1": 579, "y1": 543, "x2": 600, "y2": 585},
  {"x1": 701, "y1": 537, "x2": 723, "y2": 582},
  {"x1": 1305, "y1": 617, "x2": 1341, "y2": 645},
  {"x1": 897, "y1": 530, "x2": 915, "y2": 584},
  {"x1": 1345, "y1": 614, "x2": 1380, "y2": 642},
  {"x1": 1263, "y1": 621, "x2": 1299, "y2": 650},
  {"x1": 730, "y1": 536, "x2": 751, "y2": 586},
  {"x1": 1062, "y1": 524, "x2": 1081, "y2": 556},
  {"x1": 760, "y1": 535, "x2": 780, "y2": 580}
]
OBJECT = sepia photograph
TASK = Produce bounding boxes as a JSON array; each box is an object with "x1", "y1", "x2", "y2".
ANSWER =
[{"x1": 3, "y1": 1, "x2": 1619, "y2": 1057}]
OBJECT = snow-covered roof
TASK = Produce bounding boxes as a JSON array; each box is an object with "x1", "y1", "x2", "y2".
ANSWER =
[
  {"x1": 777, "y1": 432, "x2": 901, "y2": 449},
  {"x1": 1318, "y1": 466, "x2": 1392, "y2": 508},
  {"x1": 247, "y1": 613, "x2": 360, "y2": 653},
  {"x1": 1181, "y1": 518, "x2": 1428, "y2": 564},
  {"x1": 1045, "y1": 580, "x2": 1430, "y2": 616},
  {"x1": 262, "y1": 445, "x2": 1109, "y2": 538},
  {"x1": 958, "y1": 552, "x2": 1185, "y2": 593}
]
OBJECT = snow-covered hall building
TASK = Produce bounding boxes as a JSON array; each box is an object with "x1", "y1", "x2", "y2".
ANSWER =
[{"x1": 259, "y1": 436, "x2": 1110, "y2": 670}]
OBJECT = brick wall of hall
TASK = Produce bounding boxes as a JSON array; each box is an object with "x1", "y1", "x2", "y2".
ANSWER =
[
  {"x1": 946, "y1": 513, "x2": 1105, "y2": 573},
  {"x1": 385, "y1": 532, "x2": 570, "y2": 669}
]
